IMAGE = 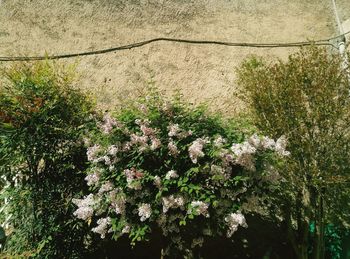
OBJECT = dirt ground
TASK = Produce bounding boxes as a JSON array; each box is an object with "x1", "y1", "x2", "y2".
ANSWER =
[{"x1": 0, "y1": 0, "x2": 348, "y2": 114}]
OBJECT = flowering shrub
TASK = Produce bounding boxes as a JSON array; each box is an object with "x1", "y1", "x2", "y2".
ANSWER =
[{"x1": 73, "y1": 93, "x2": 289, "y2": 256}]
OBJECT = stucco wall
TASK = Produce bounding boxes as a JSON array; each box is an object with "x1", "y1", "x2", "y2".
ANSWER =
[{"x1": 0, "y1": 0, "x2": 348, "y2": 113}]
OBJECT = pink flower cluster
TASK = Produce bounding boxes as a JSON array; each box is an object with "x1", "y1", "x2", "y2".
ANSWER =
[
  {"x1": 99, "y1": 114, "x2": 120, "y2": 134},
  {"x1": 128, "y1": 119, "x2": 161, "y2": 152},
  {"x1": 168, "y1": 140, "x2": 179, "y2": 156},
  {"x1": 123, "y1": 168, "x2": 144, "y2": 190}
]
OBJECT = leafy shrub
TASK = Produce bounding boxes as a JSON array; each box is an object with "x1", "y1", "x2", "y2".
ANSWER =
[
  {"x1": 0, "y1": 61, "x2": 94, "y2": 258},
  {"x1": 237, "y1": 47, "x2": 350, "y2": 259},
  {"x1": 73, "y1": 90, "x2": 288, "y2": 257}
]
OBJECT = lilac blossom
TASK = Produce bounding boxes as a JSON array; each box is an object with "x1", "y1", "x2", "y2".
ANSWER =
[
  {"x1": 214, "y1": 135, "x2": 226, "y2": 148},
  {"x1": 99, "y1": 114, "x2": 119, "y2": 134},
  {"x1": 72, "y1": 194, "x2": 95, "y2": 220},
  {"x1": 162, "y1": 195, "x2": 185, "y2": 213},
  {"x1": 122, "y1": 225, "x2": 131, "y2": 234},
  {"x1": 107, "y1": 145, "x2": 118, "y2": 156},
  {"x1": 168, "y1": 140, "x2": 179, "y2": 156},
  {"x1": 261, "y1": 136, "x2": 276, "y2": 150},
  {"x1": 224, "y1": 211, "x2": 248, "y2": 237},
  {"x1": 84, "y1": 171, "x2": 100, "y2": 186},
  {"x1": 275, "y1": 135, "x2": 290, "y2": 156},
  {"x1": 123, "y1": 168, "x2": 144, "y2": 190},
  {"x1": 189, "y1": 201, "x2": 209, "y2": 217},
  {"x1": 153, "y1": 176, "x2": 162, "y2": 188},
  {"x1": 150, "y1": 137, "x2": 161, "y2": 150},
  {"x1": 165, "y1": 170, "x2": 179, "y2": 180},
  {"x1": 168, "y1": 123, "x2": 180, "y2": 137},
  {"x1": 98, "y1": 181, "x2": 114, "y2": 195},
  {"x1": 138, "y1": 203, "x2": 152, "y2": 221},
  {"x1": 231, "y1": 142, "x2": 257, "y2": 171},
  {"x1": 92, "y1": 217, "x2": 111, "y2": 238},
  {"x1": 87, "y1": 144, "x2": 100, "y2": 162},
  {"x1": 188, "y1": 138, "x2": 209, "y2": 164}
]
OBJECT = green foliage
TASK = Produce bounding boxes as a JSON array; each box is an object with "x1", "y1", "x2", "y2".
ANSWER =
[
  {"x1": 0, "y1": 61, "x2": 94, "y2": 258},
  {"x1": 237, "y1": 47, "x2": 350, "y2": 258},
  {"x1": 74, "y1": 89, "x2": 285, "y2": 257}
]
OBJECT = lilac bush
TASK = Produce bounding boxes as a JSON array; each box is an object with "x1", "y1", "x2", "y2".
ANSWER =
[{"x1": 73, "y1": 93, "x2": 289, "y2": 256}]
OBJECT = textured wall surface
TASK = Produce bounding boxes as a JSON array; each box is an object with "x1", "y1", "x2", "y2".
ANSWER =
[{"x1": 0, "y1": 0, "x2": 348, "y2": 113}]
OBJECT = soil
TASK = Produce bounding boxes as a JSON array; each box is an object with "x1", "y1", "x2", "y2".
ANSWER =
[{"x1": 0, "y1": 0, "x2": 348, "y2": 114}]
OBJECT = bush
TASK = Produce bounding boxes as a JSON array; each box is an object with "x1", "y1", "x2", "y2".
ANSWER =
[
  {"x1": 237, "y1": 47, "x2": 350, "y2": 259},
  {"x1": 0, "y1": 61, "x2": 95, "y2": 258},
  {"x1": 73, "y1": 90, "x2": 288, "y2": 257}
]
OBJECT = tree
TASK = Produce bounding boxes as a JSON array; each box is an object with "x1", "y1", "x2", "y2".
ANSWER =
[
  {"x1": 237, "y1": 47, "x2": 350, "y2": 259},
  {"x1": 0, "y1": 61, "x2": 94, "y2": 257}
]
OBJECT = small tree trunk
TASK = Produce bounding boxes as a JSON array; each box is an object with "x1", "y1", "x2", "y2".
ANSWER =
[
  {"x1": 297, "y1": 221, "x2": 310, "y2": 259},
  {"x1": 299, "y1": 243, "x2": 309, "y2": 259},
  {"x1": 314, "y1": 192, "x2": 325, "y2": 259}
]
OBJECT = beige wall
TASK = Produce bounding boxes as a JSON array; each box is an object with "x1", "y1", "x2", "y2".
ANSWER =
[{"x1": 0, "y1": 0, "x2": 348, "y2": 113}]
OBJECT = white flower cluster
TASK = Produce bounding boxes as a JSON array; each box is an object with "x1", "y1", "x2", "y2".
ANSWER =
[
  {"x1": 165, "y1": 170, "x2": 179, "y2": 180},
  {"x1": 150, "y1": 138, "x2": 161, "y2": 150},
  {"x1": 188, "y1": 138, "x2": 209, "y2": 164},
  {"x1": 87, "y1": 144, "x2": 100, "y2": 162},
  {"x1": 231, "y1": 134, "x2": 290, "y2": 171},
  {"x1": 110, "y1": 190, "x2": 126, "y2": 215},
  {"x1": 162, "y1": 195, "x2": 185, "y2": 213},
  {"x1": 122, "y1": 225, "x2": 131, "y2": 234},
  {"x1": 248, "y1": 134, "x2": 289, "y2": 156},
  {"x1": 168, "y1": 123, "x2": 180, "y2": 137},
  {"x1": 213, "y1": 135, "x2": 226, "y2": 148},
  {"x1": 138, "y1": 203, "x2": 152, "y2": 221},
  {"x1": 72, "y1": 194, "x2": 95, "y2": 220},
  {"x1": 189, "y1": 201, "x2": 209, "y2": 217},
  {"x1": 168, "y1": 123, "x2": 192, "y2": 138},
  {"x1": 231, "y1": 141, "x2": 257, "y2": 171},
  {"x1": 153, "y1": 175, "x2": 162, "y2": 188},
  {"x1": 107, "y1": 145, "x2": 119, "y2": 156},
  {"x1": 274, "y1": 136, "x2": 290, "y2": 156},
  {"x1": 84, "y1": 170, "x2": 100, "y2": 186},
  {"x1": 224, "y1": 211, "x2": 248, "y2": 237},
  {"x1": 98, "y1": 181, "x2": 114, "y2": 195},
  {"x1": 92, "y1": 217, "x2": 111, "y2": 239}
]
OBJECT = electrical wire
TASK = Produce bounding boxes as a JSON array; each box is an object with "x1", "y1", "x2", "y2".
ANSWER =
[{"x1": 0, "y1": 31, "x2": 349, "y2": 62}]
